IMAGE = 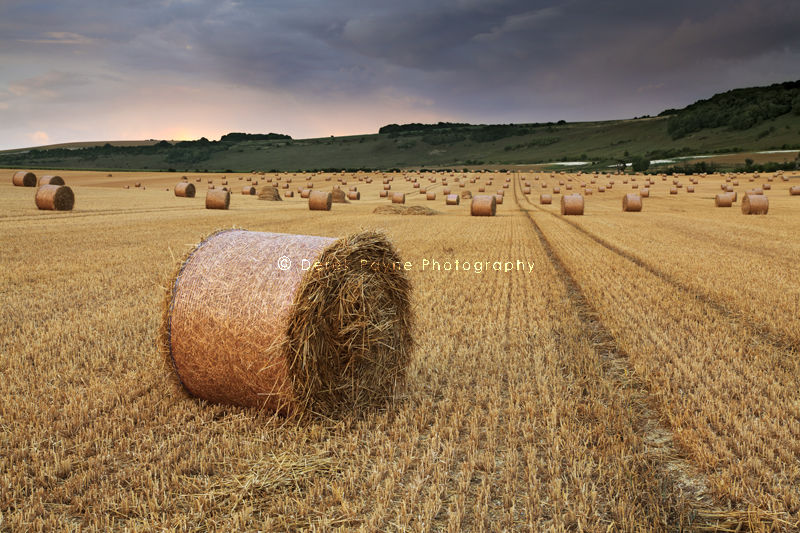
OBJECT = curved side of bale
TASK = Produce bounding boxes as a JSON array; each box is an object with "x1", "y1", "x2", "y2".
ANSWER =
[
  {"x1": 242, "y1": 186, "x2": 256, "y2": 195},
  {"x1": 715, "y1": 193, "x2": 734, "y2": 207},
  {"x1": 258, "y1": 186, "x2": 283, "y2": 201},
  {"x1": 331, "y1": 189, "x2": 349, "y2": 203},
  {"x1": 175, "y1": 182, "x2": 196, "y2": 197},
  {"x1": 742, "y1": 194, "x2": 769, "y2": 214},
  {"x1": 639, "y1": 188, "x2": 649, "y2": 197},
  {"x1": 35, "y1": 184, "x2": 74, "y2": 211},
  {"x1": 622, "y1": 193, "x2": 642, "y2": 212},
  {"x1": 445, "y1": 194, "x2": 459, "y2": 205},
  {"x1": 426, "y1": 192, "x2": 436, "y2": 200},
  {"x1": 790, "y1": 186, "x2": 800, "y2": 196},
  {"x1": 540, "y1": 194, "x2": 552, "y2": 204},
  {"x1": 347, "y1": 191, "x2": 360, "y2": 200},
  {"x1": 470, "y1": 195, "x2": 496, "y2": 216},
  {"x1": 560, "y1": 194, "x2": 584, "y2": 215},
  {"x1": 494, "y1": 194, "x2": 504, "y2": 205},
  {"x1": 206, "y1": 189, "x2": 230, "y2": 209},
  {"x1": 159, "y1": 229, "x2": 413, "y2": 416},
  {"x1": 308, "y1": 191, "x2": 332, "y2": 211},
  {"x1": 391, "y1": 192, "x2": 405, "y2": 204},
  {"x1": 39, "y1": 175, "x2": 65, "y2": 186},
  {"x1": 12, "y1": 171, "x2": 37, "y2": 187}
]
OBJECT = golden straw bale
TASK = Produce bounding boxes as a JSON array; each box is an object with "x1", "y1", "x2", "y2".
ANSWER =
[
  {"x1": 300, "y1": 189, "x2": 312, "y2": 199},
  {"x1": 175, "y1": 182, "x2": 196, "y2": 197},
  {"x1": 715, "y1": 193, "x2": 735, "y2": 207},
  {"x1": 622, "y1": 193, "x2": 642, "y2": 212},
  {"x1": 445, "y1": 194, "x2": 459, "y2": 205},
  {"x1": 540, "y1": 194, "x2": 552, "y2": 204},
  {"x1": 560, "y1": 194, "x2": 584, "y2": 215},
  {"x1": 12, "y1": 171, "x2": 36, "y2": 187},
  {"x1": 392, "y1": 192, "x2": 406, "y2": 204},
  {"x1": 494, "y1": 194, "x2": 504, "y2": 205},
  {"x1": 35, "y1": 184, "x2": 74, "y2": 211},
  {"x1": 38, "y1": 175, "x2": 64, "y2": 186},
  {"x1": 308, "y1": 191, "x2": 332, "y2": 210},
  {"x1": 206, "y1": 189, "x2": 230, "y2": 209},
  {"x1": 242, "y1": 186, "x2": 256, "y2": 195},
  {"x1": 347, "y1": 191, "x2": 360, "y2": 200},
  {"x1": 741, "y1": 194, "x2": 768, "y2": 214},
  {"x1": 426, "y1": 191, "x2": 436, "y2": 200},
  {"x1": 790, "y1": 186, "x2": 800, "y2": 195},
  {"x1": 470, "y1": 195, "x2": 496, "y2": 216}
]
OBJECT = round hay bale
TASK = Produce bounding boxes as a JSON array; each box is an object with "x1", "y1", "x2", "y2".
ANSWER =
[
  {"x1": 442, "y1": 188, "x2": 451, "y2": 195},
  {"x1": 383, "y1": 184, "x2": 391, "y2": 190},
  {"x1": 12, "y1": 171, "x2": 37, "y2": 187},
  {"x1": 161, "y1": 229, "x2": 413, "y2": 415},
  {"x1": 349, "y1": 186, "x2": 357, "y2": 192},
  {"x1": 306, "y1": 182, "x2": 314, "y2": 188},
  {"x1": 206, "y1": 189, "x2": 230, "y2": 209},
  {"x1": 478, "y1": 187, "x2": 486, "y2": 192},
  {"x1": 175, "y1": 182, "x2": 196, "y2": 197},
  {"x1": 242, "y1": 186, "x2": 256, "y2": 195},
  {"x1": 748, "y1": 188, "x2": 763, "y2": 195},
  {"x1": 669, "y1": 187, "x2": 678, "y2": 195},
  {"x1": 258, "y1": 187, "x2": 282, "y2": 201},
  {"x1": 331, "y1": 189, "x2": 348, "y2": 203},
  {"x1": 39, "y1": 175, "x2": 65, "y2": 186},
  {"x1": 540, "y1": 194, "x2": 552, "y2": 204},
  {"x1": 300, "y1": 189, "x2": 312, "y2": 199},
  {"x1": 502, "y1": 183, "x2": 509, "y2": 189},
  {"x1": 412, "y1": 183, "x2": 419, "y2": 189},
  {"x1": 285, "y1": 191, "x2": 294, "y2": 198},
  {"x1": 221, "y1": 180, "x2": 228, "y2": 186},
  {"x1": 426, "y1": 191, "x2": 436, "y2": 200},
  {"x1": 715, "y1": 193, "x2": 734, "y2": 207},
  {"x1": 631, "y1": 183, "x2": 638, "y2": 189},
  {"x1": 380, "y1": 190, "x2": 388, "y2": 198},
  {"x1": 742, "y1": 194, "x2": 768, "y2": 215},
  {"x1": 196, "y1": 177, "x2": 201, "y2": 182},
  {"x1": 391, "y1": 192, "x2": 405, "y2": 204},
  {"x1": 763, "y1": 183, "x2": 771, "y2": 190},
  {"x1": 598, "y1": 186, "x2": 606, "y2": 193},
  {"x1": 566, "y1": 184, "x2": 573, "y2": 190},
  {"x1": 687, "y1": 185, "x2": 695, "y2": 193},
  {"x1": 135, "y1": 182, "x2": 142, "y2": 188},
  {"x1": 622, "y1": 193, "x2": 642, "y2": 212},
  {"x1": 560, "y1": 194, "x2": 584, "y2": 215},
  {"x1": 471, "y1": 195, "x2": 496, "y2": 216},
  {"x1": 309, "y1": 191, "x2": 332, "y2": 211},
  {"x1": 123, "y1": 185, "x2": 130, "y2": 189},
  {"x1": 585, "y1": 188, "x2": 593, "y2": 195},
  {"x1": 347, "y1": 191, "x2": 360, "y2": 200},
  {"x1": 445, "y1": 194, "x2": 459, "y2": 205},
  {"x1": 523, "y1": 186, "x2": 531, "y2": 194},
  {"x1": 461, "y1": 190, "x2": 473, "y2": 200},
  {"x1": 639, "y1": 188, "x2": 650, "y2": 197},
  {"x1": 789, "y1": 186, "x2": 800, "y2": 195},
  {"x1": 35, "y1": 184, "x2": 74, "y2": 211},
  {"x1": 494, "y1": 194, "x2": 504, "y2": 205},
  {"x1": 419, "y1": 188, "x2": 427, "y2": 194}
]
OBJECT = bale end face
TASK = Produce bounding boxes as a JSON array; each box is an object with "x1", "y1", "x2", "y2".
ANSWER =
[
  {"x1": 445, "y1": 194, "x2": 459, "y2": 206},
  {"x1": 160, "y1": 229, "x2": 414, "y2": 416},
  {"x1": 175, "y1": 182, "x2": 196, "y2": 197},
  {"x1": 622, "y1": 193, "x2": 642, "y2": 212},
  {"x1": 560, "y1": 194, "x2": 584, "y2": 215},
  {"x1": 12, "y1": 171, "x2": 37, "y2": 187},
  {"x1": 391, "y1": 192, "x2": 406, "y2": 204},
  {"x1": 39, "y1": 175, "x2": 65, "y2": 186},
  {"x1": 741, "y1": 194, "x2": 769, "y2": 215},
  {"x1": 206, "y1": 189, "x2": 230, "y2": 209},
  {"x1": 308, "y1": 191, "x2": 332, "y2": 211}
]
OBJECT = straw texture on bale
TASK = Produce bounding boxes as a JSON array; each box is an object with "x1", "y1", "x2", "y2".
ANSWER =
[
  {"x1": 494, "y1": 194, "x2": 504, "y2": 205},
  {"x1": 380, "y1": 190, "x2": 388, "y2": 198},
  {"x1": 639, "y1": 188, "x2": 650, "y2": 197},
  {"x1": 242, "y1": 186, "x2": 256, "y2": 195},
  {"x1": 622, "y1": 193, "x2": 642, "y2": 212},
  {"x1": 560, "y1": 194, "x2": 584, "y2": 215},
  {"x1": 308, "y1": 191, "x2": 332, "y2": 211},
  {"x1": 35, "y1": 184, "x2": 74, "y2": 211},
  {"x1": 540, "y1": 194, "x2": 552, "y2": 204},
  {"x1": 715, "y1": 193, "x2": 734, "y2": 207},
  {"x1": 174, "y1": 182, "x2": 196, "y2": 197},
  {"x1": 160, "y1": 229, "x2": 413, "y2": 415},
  {"x1": 523, "y1": 187, "x2": 531, "y2": 194},
  {"x1": 391, "y1": 192, "x2": 406, "y2": 204},
  {"x1": 39, "y1": 175, "x2": 65, "y2": 186},
  {"x1": 553, "y1": 186, "x2": 561, "y2": 194},
  {"x1": 790, "y1": 186, "x2": 800, "y2": 196},
  {"x1": 12, "y1": 171, "x2": 37, "y2": 187},
  {"x1": 331, "y1": 189, "x2": 349, "y2": 203},
  {"x1": 687, "y1": 186, "x2": 695, "y2": 193},
  {"x1": 300, "y1": 189, "x2": 312, "y2": 199},
  {"x1": 461, "y1": 190, "x2": 473, "y2": 200},
  {"x1": 206, "y1": 189, "x2": 230, "y2": 210},
  {"x1": 670, "y1": 187, "x2": 678, "y2": 195},
  {"x1": 742, "y1": 194, "x2": 769, "y2": 215},
  {"x1": 426, "y1": 191, "x2": 436, "y2": 200},
  {"x1": 258, "y1": 186, "x2": 282, "y2": 201},
  {"x1": 347, "y1": 191, "x2": 360, "y2": 200},
  {"x1": 470, "y1": 195, "x2": 496, "y2": 216},
  {"x1": 445, "y1": 194, "x2": 459, "y2": 205},
  {"x1": 284, "y1": 191, "x2": 294, "y2": 198}
]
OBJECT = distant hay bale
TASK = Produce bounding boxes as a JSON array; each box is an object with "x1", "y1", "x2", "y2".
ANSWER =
[
  {"x1": 426, "y1": 191, "x2": 436, "y2": 200},
  {"x1": 331, "y1": 189, "x2": 348, "y2": 203},
  {"x1": 479, "y1": 187, "x2": 486, "y2": 192},
  {"x1": 241, "y1": 186, "x2": 256, "y2": 195},
  {"x1": 598, "y1": 186, "x2": 606, "y2": 193},
  {"x1": 585, "y1": 188, "x2": 593, "y2": 195},
  {"x1": 445, "y1": 194, "x2": 459, "y2": 205},
  {"x1": 631, "y1": 184, "x2": 638, "y2": 189},
  {"x1": 540, "y1": 194, "x2": 552, "y2": 204},
  {"x1": 502, "y1": 183, "x2": 509, "y2": 189},
  {"x1": 373, "y1": 205, "x2": 437, "y2": 215},
  {"x1": 309, "y1": 191, "x2": 332, "y2": 211},
  {"x1": 413, "y1": 183, "x2": 420, "y2": 188},
  {"x1": 175, "y1": 182, "x2": 196, "y2": 197},
  {"x1": 300, "y1": 189, "x2": 312, "y2": 199},
  {"x1": 35, "y1": 184, "x2": 74, "y2": 211},
  {"x1": 669, "y1": 187, "x2": 678, "y2": 195},
  {"x1": 135, "y1": 182, "x2": 142, "y2": 188},
  {"x1": 763, "y1": 183, "x2": 771, "y2": 190},
  {"x1": 258, "y1": 186, "x2": 282, "y2": 200},
  {"x1": 206, "y1": 189, "x2": 230, "y2": 210},
  {"x1": 380, "y1": 190, "x2": 388, "y2": 198},
  {"x1": 306, "y1": 182, "x2": 313, "y2": 188},
  {"x1": 461, "y1": 190, "x2": 473, "y2": 199},
  {"x1": 494, "y1": 194, "x2": 504, "y2": 205},
  {"x1": 471, "y1": 195, "x2": 496, "y2": 216},
  {"x1": 392, "y1": 192, "x2": 406, "y2": 204},
  {"x1": 523, "y1": 186, "x2": 531, "y2": 194},
  {"x1": 748, "y1": 188, "x2": 764, "y2": 195},
  {"x1": 349, "y1": 186, "x2": 357, "y2": 192},
  {"x1": 285, "y1": 191, "x2": 294, "y2": 198},
  {"x1": 790, "y1": 186, "x2": 800, "y2": 195},
  {"x1": 622, "y1": 193, "x2": 642, "y2": 212},
  {"x1": 12, "y1": 171, "x2": 36, "y2": 187},
  {"x1": 687, "y1": 185, "x2": 695, "y2": 193},
  {"x1": 39, "y1": 175, "x2": 65, "y2": 186},
  {"x1": 715, "y1": 193, "x2": 735, "y2": 207},
  {"x1": 560, "y1": 194, "x2": 584, "y2": 215},
  {"x1": 552, "y1": 186, "x2": 561, "y2": 194},
  {"x1": 383, "y1": 184, "x2": 391, "y2": 190},
  {"x1": 442, "y1": 188, "x2": 451, "y2": 195},
  {"x1": 640, "y1": 188, "x2": 649, "y2": 197},
  {"x1": 347, "y1": 191, "x2": 361, "y2": 200},
  {"x1": 196, "y1": 177, "x2": 201, "y2": 182},
  {"x1": 742, "y1": 194, "x2": 768, "y2": 215},
  {"x1": 160, "y1": 229, "x2": 413, "y2": 415}
]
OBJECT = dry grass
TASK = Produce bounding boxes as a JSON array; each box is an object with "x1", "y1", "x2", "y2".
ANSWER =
[{"x1": 1, "y1": 167, "x2": 799, "y2": 531}]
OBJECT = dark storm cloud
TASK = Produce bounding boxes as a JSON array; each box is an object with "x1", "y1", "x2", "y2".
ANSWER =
[{"x1": 0, "y1": 0, "x2": 798, "y2": 147}]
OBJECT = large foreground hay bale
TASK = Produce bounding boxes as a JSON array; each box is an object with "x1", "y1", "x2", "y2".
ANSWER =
[
  {"x1": 175, "y1": 182, "x2": 196, "y2": 197},
  {"x1": 35, "y1": 184, "x2": 74, "y2": 211},
  {"x1": 471, "y1": 195, "x2": 496, "y2": 216},
  {"x1": 742, "y1": 194, "x2": 769, "y2": 215},
  {"x1": 622, "y1": 193, "x2": 642, "y2": 212},
  {"x1": 560, "y1": 194, "x2": 584, "y2": 215},
  {"x1": 309, "y1": 191, "x2": 332, "y2": 211},
  {"x1": 206, "y1": 189, "x2": 230, "y2": 209},
  {"x1": 39, "y1": 175, "x2": 65, "y2": 186},
  {"x1": 13, "y1": 171, "x2": 37, "y2": 187},
  {"x1": 161, "y1": 229, "x2": 413, "y2": 415}
]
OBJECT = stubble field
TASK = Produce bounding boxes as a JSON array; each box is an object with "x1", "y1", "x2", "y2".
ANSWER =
[{"x1": 1, "y1": 167, "x2": 799, "y2": 531}]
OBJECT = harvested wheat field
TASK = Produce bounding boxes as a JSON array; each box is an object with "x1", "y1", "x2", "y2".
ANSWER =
[{"x1": 2, "y1": 168, "x2": 800, "y2": 531}]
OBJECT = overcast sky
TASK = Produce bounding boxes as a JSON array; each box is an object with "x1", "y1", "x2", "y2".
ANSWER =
[{"x1": 0, "y1": 0, "x2": 798, "y2": 149}]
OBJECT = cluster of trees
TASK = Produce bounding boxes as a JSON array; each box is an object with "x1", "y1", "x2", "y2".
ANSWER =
[{"x1": 665, "y1": 80, "x2": 800, "y2": 139}]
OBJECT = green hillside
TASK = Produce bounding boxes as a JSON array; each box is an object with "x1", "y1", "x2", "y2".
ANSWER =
[{"x1": 2, "y1": 81, "x2": 799, "y2": 173}]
